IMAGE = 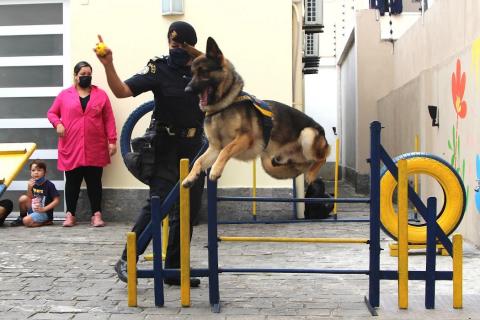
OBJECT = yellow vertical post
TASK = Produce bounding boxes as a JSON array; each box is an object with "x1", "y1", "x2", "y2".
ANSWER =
[
  {"x1": 413, "y1": 135, "x2": 419, "y2": 217},
  {"x1": 452, "y1": 233, "x2": 463, "y2": 308},
  {"x1": 397, "y1": 159, "x2": 408, "y2": 309},
  {"x1": 333, "y1": 138, "x2": 340, "y2": 215},
  {"x1": 179, "y1": 159, "x2": 191, "y2": 307},
  {"x1": 127, "y1": 232, "x2": 137, "y2": 307},
  {"x1": 162, "y1": 216, "x2": 169, "y2": 260},
  {"x1": 252, "y1": 159, "x2": 257, "y2": 219}
]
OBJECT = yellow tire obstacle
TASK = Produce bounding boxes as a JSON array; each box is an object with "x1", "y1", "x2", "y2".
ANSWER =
[{"x1": 380, "y1": 152, "x2": 466, "y2": 244}]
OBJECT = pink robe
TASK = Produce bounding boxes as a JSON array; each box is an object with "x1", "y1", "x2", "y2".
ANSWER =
[{"x1": 47, "y1": 85, "x2": 117, "y2": 171}]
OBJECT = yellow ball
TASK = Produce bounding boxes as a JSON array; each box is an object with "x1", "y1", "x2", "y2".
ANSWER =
[{"x1": 95, "y1": 42, "x2": 107, "y2": 56}]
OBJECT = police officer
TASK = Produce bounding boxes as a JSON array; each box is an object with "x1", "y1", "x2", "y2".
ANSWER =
[{"x1": 96, "y1": 21, "x2": 205, "y2": 286}]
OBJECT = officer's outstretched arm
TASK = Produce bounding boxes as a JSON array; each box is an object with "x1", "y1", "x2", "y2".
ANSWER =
[
  {"x1": 102, "y1": 63, "x2": 133, "y2": 98},
  {"x1": 94, "y1": 35, "x2": 133, "y2": 98}
]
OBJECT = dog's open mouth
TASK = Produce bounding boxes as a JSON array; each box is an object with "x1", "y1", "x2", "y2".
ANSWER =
[{"x1": 199, "y1": 87, "x2": 213, "y2": 109}]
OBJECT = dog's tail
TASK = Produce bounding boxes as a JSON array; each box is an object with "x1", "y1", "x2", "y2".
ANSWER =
[{"x1": 300, "y1": 127, "x2": 330, "y2": 162}]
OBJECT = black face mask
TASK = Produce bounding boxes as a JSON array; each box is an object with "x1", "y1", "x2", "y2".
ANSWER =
[
  {"x1": 78, "y1": 75, "x2": 92, "y2": 88},
  {"x1": 168, "y1": 48, "x2": 191, "y2": 67}
]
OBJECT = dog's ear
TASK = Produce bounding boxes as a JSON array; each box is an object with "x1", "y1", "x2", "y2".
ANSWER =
[
  {"x1": 206, "y1": 37, "x2": 223, "y2": 62},
  {"x1": 183, "y1": 42, "x2": 204, "y2": 59}
]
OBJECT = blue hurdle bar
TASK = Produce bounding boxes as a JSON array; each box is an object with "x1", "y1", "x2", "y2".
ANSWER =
[
  {"x1": 367, "y1": 121, "x2": 382, "y2": 309},
  {"x1": 207, "y1": 177, "x2": 221, "y2": 313},
  {"x1": 425, "y1": 197, "x2": 437, "y2": 309}
]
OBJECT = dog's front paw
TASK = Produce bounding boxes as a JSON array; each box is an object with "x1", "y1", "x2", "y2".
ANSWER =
[
  {"x1": 209, "y1": 169, "x2": 222, "y2": 181},
  {"x1": 182, "y1": 174, "x2": 197, "y2": 188}
]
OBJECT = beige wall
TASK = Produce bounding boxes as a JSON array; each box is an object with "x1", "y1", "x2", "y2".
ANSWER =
[
  {"x1": 337, "y1": 9, "x2": 395, "y2": 177},
  {"x1": 69, "y1": 0, "x2": 294, "y2": 188},
  {"x1": 352, "y1": 10, "x2": 393, "y2": 174},
  {"x1": 377, "y1": 0, "x2": 480, "y2": 245}
]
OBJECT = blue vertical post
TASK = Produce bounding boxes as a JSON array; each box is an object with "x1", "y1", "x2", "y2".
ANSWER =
[
  {"x1": 425, "y1": 197, "x2": 437, "y2": 309},
  {"x1": 151, "y1": 196, "x2": 164, "y2": 306},
  {"x1": 207, "y1": 177, "x2": 220, "y2": 312},
  {"x1": 292, "y1": 179, "x2": 298, "y2": 219},
  {"x1": 368, "y1": 121, "x2": 381, "y2": 308}
]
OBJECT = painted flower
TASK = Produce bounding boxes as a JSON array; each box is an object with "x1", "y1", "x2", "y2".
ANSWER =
[{"x1": 451, "y1": 59, "x2": 467, "y2": 118}]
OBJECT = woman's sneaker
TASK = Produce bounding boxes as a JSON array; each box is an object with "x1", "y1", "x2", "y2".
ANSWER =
[
  {"x1": 63, "y1": 212, "x2": 76, "y2": 227},
  {"x1": 91, "y1": 212, "x2": 105, "y2": 227}
]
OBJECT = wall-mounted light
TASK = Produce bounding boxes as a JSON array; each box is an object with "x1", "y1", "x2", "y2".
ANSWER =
[
  {"x1": 332, "y1": 126, "x2": 337, "y2": 136},
  {"x1": 428, "y1": 105, "x2": 439, "y2": 127}
]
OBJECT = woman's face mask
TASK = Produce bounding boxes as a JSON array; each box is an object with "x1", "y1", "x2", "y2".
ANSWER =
[
  {"x1": 168, "y1": 48, "x2": 191, "y2": 67},
  {"x1": 78, "y1": 75, "x2": 92, "y2": 88}
]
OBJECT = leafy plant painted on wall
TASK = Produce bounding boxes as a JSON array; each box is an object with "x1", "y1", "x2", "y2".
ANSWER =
[{"x1": 449, "y1": 59, "x2": 469, "y2": 205}]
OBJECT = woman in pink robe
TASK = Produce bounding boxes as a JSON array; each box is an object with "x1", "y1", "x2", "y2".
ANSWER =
[{"x1": 47, "y1": 61, "x2": 117, "y2": 227}]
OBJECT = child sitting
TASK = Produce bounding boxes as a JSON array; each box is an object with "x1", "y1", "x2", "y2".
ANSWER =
[{"x1": 15, "y1": 160, "x2": 60, "y2": 227}]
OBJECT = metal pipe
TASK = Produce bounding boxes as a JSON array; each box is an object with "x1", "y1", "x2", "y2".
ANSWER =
[
  {"x1": 219, "y1": 268, "x2": 369, "y2": 275},
  {"x1": 217, "y1": 196, "x2": 369, "y2": 203},
  {"x1": 219, "y1": 236, "x2": 369, "y2": 244}
]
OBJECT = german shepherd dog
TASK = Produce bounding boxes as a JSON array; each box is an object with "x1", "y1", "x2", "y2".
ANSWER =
[{"x1": 181, "y1": 37, "x2": 330, "y2": 188}]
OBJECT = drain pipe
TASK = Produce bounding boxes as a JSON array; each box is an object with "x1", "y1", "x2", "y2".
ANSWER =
[{"x1": 292, "y1": 0, "x2": 305, "y2": 218}]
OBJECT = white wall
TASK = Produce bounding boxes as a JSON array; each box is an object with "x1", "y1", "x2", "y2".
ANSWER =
[{"x1": 304, "y1": 60, "x2": 337, "y2": 163}]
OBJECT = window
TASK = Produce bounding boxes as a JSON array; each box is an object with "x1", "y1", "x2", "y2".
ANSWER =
[
  {"x1": 0, "y1": 1, "x2": 67, "y2": 218},
  {"x1": 162, "y1": 0, "x2": 184, "y2": 15}
]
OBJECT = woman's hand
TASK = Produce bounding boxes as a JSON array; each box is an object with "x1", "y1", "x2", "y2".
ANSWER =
[
  {"x1": 56, "y1": 123, "x2": 65, "y2": 137},
  {"x1": 108, "y1": 143, "x2": 117, "y2": 157}
]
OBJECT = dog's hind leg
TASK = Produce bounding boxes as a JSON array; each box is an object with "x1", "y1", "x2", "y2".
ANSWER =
[
  {"x1": 209, "y1": 134, "x2": 253, "y2": 181},
  {"x1": 305, "y1": 158, "x2": 326, "y2": 184},
  {"x1": 182, "y1": 147, "x2": 219, "y2": 188}
]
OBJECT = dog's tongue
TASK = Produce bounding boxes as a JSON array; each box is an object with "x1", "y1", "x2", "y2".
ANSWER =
[{"x1": 199, "y1": 88, "x2": 209, "y2": 107}]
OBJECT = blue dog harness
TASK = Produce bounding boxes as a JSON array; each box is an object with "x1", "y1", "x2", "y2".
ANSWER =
[
  {"x1": 205, "y1": 91, "x2": 273, "y2": 147},
  {"x1": 233, "y1": 92, "x2": 273, "y2": 147}
]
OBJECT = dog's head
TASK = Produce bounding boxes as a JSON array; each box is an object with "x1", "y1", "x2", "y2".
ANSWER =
[{"x1": 184, "y1": 37, "x2": 242, "y2": 113}]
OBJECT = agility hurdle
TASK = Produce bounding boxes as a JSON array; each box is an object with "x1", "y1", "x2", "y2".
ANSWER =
[
  {"x1": 126, "y1": 121, "x2": 463, "y2": 314},
  {"x1": 0, "y1": 143, "x2": 37, "y2": 197}
]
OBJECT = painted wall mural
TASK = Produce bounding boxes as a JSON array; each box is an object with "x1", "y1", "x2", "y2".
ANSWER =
[
  {"x1": 473, "y1": 39, "x2": 480, "y2": 214},
  {"x1": 449, "y1": 59, "x2": 470, "y2": 206}
]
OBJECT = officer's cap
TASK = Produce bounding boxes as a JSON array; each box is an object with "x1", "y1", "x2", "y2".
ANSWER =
[{"x1": 167, "y1": 21, "x2": 197, "y2": 46}]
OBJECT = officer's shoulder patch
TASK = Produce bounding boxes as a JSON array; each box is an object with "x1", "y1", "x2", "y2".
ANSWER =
[
  {"x1": 147, "y1": 62, "x2": 156, "y2": 74},
  {"x1": 136, "y1": 65, "x2": 150, "y2": 75}
]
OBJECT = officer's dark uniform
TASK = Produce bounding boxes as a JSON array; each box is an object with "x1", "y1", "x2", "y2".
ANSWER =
[{"x1": 120, "y1": 55, "x2": 205, "y2": 272}]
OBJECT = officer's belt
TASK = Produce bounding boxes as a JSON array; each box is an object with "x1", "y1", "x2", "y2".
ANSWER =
[{"x1": 157, "y1": 124, "x2": 201, "y2": 138}]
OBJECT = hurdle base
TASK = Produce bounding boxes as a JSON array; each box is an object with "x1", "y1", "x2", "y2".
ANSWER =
[
  {"x1": 364, "y1": 296, "x2": 378, "y2": 316},
  {"x1": 211, "y1": 303, "x2": 221, "y2": 313},
  {"x1": 144, "y1": 252, "x2": 166, "y2": 261},
  {"x1": 389, "y1": 242, "x2": 449, "y2": 257}
]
